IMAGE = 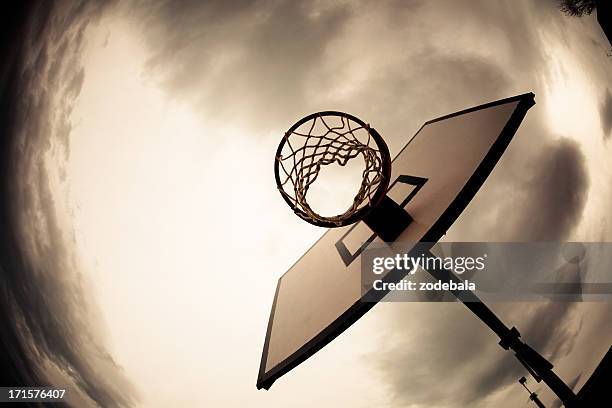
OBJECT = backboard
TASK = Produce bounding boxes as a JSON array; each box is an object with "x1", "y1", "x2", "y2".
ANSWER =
[{"x1": 257, "y1": 93, "x2": 535, "y2": 390}]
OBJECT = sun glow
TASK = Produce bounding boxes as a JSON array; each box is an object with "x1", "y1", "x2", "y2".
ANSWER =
[
  {"x1": 58, "y1": 16, "x2": 386, "y2": 408},
  {"x1": 65, "y1": 19, "x2": 273, "y2": 406}
]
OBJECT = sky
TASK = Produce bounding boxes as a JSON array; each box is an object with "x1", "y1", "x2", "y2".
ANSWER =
[{"x1": 0, "y1": 1, "x2": 611, "y2": 407}]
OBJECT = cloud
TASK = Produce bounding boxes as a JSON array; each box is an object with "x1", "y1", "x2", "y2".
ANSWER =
[
  {"x1": 0, "y1": 1, "x2": 135, "y2": 406},
  {"x1": 124, "y1": 0, "x2": 559, "y2": 137},
  {"x1": 600, "y1": 88, "x2": 612, "y2": 139},
  {"x1": 129, "y1": 0, "x2": 353, "y2": 129},
  {"x1": 498, "y1": 138, "x2": 590, "y2": 240}
]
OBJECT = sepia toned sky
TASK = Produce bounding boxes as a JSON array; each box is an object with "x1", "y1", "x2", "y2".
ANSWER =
[{"x1": 1, "y1": 1, "x2": 611, "y2": 407}]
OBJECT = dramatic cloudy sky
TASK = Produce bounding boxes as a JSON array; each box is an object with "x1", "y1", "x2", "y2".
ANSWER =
[{"x1": 1, "y1": 0, "x2": 611, "y2": 407}]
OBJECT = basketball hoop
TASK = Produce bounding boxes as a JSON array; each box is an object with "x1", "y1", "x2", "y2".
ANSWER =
[{"x1": 274, "y1": 111, "x2": 391, "y2": 228}]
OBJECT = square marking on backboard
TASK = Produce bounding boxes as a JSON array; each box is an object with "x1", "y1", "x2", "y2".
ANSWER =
[{"x1": 335, "y1": 175, "x2": 428, "y2": 267}]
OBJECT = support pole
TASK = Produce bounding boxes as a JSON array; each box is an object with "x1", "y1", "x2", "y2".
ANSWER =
[
  {"x1": 360, "y1": 200, "x2": 576, "y2": 406},
  {"x1": 419, "y1": 248, "x2": 577, "y2": 407},
  {"x1": 520, "y1": 377, "x2": 547, "y2": 408}
]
